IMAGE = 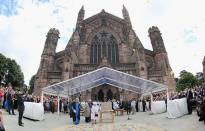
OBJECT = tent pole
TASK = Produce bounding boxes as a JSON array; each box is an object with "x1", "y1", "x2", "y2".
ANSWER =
[
  {"x1": 166, "y1": 88, "x2": 169, "y2": 100},
  {"x1": 57, "y1": 94, "x2": 60, "y2": 115},
  {"x1": 41, "y1": 91, "x2": 44, "y2": 103},
  {"x1": 150, "y1": 92, "x2": 153, "y2": 111},
  {"x1": 166, "y1": 88, "x2": 169, "y2": 112}
]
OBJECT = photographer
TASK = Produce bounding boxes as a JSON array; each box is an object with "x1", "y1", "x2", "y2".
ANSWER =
[{"x1": 17, "y1": 91, "x2": 25, "y2": 127}]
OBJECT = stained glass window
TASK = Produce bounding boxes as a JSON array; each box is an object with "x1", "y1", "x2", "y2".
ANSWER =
[{"x1": 90, "y1": 32, "x2": 119, "y2": 64}]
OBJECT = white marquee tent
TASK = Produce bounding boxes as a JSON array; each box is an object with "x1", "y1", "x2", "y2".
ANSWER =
[
  {"x1": 42, "y1": 67, "x2": 167, "y2": 97},
  {"x1": 41, "y1": 67, "x2": 168, "y2": 115}
]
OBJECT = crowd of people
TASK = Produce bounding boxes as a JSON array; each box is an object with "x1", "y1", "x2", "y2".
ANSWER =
[
  {"x1": 0, "y1": 85, "x2": 41, "y2": 112},
  {"x1": 152, "y1": 85, "x2": 205, "y2": 124},
  {"x1": 0, "y1": 84, "x2": 26, "y2": 130},
  {"x1": 0, "y1": 83, "x2": 205, "y2": 128},
  {"x1": 60, "y1": 97, "x2": 152, "y2": 125},
  {"x1": 0, "y1": 83, "x2": 44, "y2": 128}
]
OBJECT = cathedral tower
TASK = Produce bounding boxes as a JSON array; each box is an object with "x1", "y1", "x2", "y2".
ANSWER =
[
  {"x1": 122, "y1": 5, "x2": 132, "y2": 27},
  {"x1": 149, "y1": 26, "x2": 176, "y2": 91},
  {"x1": 76, "y1": 6, "x2": 85, "y2": 28},
  {"x1": 34, "y1": 28, "x2": 60, "y2": 96}
]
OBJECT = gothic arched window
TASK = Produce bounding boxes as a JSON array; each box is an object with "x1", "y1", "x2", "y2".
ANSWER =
[{"x1": 90, "y1": 32, "x2": 119, "y2": 64}]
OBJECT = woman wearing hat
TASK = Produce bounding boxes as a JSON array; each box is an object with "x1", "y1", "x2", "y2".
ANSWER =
[
  {"x1": 91, "y1": 102, "x2": 100, "y2": 124},
  {"x1": 84, "y1": 100, "x2": 91, "y2": 123}
]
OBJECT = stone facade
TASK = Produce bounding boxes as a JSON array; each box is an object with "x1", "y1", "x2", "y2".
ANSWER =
[{"x1": 34, "y1": 6, "x2": 176, "y2": 100}]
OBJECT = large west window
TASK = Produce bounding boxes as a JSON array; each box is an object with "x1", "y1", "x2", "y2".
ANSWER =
[{"x1": 90, "y1": 32, "x2": 119, "y2": 64}]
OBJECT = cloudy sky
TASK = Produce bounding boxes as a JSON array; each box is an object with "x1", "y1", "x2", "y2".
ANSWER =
[{"x1": 0, "y1": 0, "x2": 205, "y2": 85}]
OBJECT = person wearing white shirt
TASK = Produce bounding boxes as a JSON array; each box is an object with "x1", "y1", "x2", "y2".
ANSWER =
[
  {"x1": 131, "y1": 99, "x2": 136, "y2": 114},
  {"x1": 91, "y1": 102, "x2": 100, "y2": 124}
]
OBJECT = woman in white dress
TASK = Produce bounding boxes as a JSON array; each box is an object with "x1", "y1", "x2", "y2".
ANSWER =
[
  {"x1": 131, "y1": 99, "x2": 136, "y2": 114},
  {"x1": 91, "y1": 102, "x2": 100, "y2": 124}
]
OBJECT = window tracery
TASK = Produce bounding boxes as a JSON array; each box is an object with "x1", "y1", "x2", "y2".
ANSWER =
[{"x1": 90, "y1": 32, "x2": 119, "y2": 64}]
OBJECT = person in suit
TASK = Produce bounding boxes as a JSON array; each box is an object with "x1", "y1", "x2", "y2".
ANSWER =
[
  {"x1": 125, "y1": 100, "x2": 131, "y2": 115},
  {"x1": 17, "y1": 91, "x2": 25, "y2": 126},
  {"x1": 59, "y1": 98, "x2": 62, "y2": 112},
  {"x1": 187, "y1": 89, "x2": 193, "y2": 114},
  {"x1": 142, "y1": 98, "x2": 146, "y2": 112},
  {"x1": 50, "y1": 98, "x2": 55, "y2": 113},
  {"x1": 199, "y1": 97, "x2": 205, "y2": 124},
  {"x1": 135, "y1": 99, "x2": 138, "y2": 112}
]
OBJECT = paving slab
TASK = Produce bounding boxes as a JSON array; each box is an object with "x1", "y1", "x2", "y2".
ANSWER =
[{"x1": 2, "y1": 110, "x2": 205, "y2": 131}]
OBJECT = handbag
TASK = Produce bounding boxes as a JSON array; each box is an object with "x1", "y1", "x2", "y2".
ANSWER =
[
  {"x1": 4, "y1": 100, "x2": 8, "y2": 110},
  {"x1": 95, "y1": 114, "x2": 98, "y2": 117}
]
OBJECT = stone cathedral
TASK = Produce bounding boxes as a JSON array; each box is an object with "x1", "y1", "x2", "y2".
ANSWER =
[{"x1": 34, "y1": 6, "x2": 176, "y2": 101}]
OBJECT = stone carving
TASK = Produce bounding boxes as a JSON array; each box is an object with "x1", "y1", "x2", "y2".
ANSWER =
[{"x1": 148, "y1": 26, "x2": 166, "y2": 53}]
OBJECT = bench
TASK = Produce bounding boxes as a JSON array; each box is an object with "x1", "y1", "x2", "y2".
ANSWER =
[{"x1": 114, "y1": 109, "x2": 125, "y2": 116}]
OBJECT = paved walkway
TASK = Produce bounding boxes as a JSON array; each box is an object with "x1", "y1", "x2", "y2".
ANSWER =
[{"x1": 2, "y1": 110, "x2": 205, "y2": 131}]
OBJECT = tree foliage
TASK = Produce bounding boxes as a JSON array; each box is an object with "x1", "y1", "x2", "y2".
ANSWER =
[
  {"x1": 179, "y1": 70, "x2": 188, "y2": 77},
  {"x1": 0, "y1": 53, "x2": 24, "y2": 88},
  {"x1": 28, "y1": 74, "x2": 36, "y2": 94},
  {"x1": 195, "y1": 72, "x2": 204, "y2": 85},
  {"x1": 176, "y1": 70, "x2": 198, "y2": 91}
]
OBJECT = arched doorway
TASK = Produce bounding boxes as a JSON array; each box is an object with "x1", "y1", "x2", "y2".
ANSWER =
[
  {"x1": 98, "y1": 89, "x2": 104, "y2": 102},
  {"x1": 107, "y1": 89, "x2": 113, "y2": 101}
]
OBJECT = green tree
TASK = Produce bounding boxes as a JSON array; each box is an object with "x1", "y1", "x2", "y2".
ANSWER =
[
  {"x1": 0, "y1": 54, "x2": 7, "y2": 82},
  {"x1": 179, "y1": 70, "x2": 188, "y2": 77},
  {"x1": 0, "y1": 53, "x2": 24, "y2": 88},
  {"x1": 28, "y1": 75, "x2": 36, "y2": 94},
  {"x1": 176, "y1": 70, "x2": 198, "y2": 91},
  {"x1": 195, "y1": 72, "x2": 204, "y2": 85}
]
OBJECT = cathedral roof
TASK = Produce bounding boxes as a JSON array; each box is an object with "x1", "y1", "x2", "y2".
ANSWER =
[{"x1": 82, "y1": 9, "x2": 127, "y2": 25}]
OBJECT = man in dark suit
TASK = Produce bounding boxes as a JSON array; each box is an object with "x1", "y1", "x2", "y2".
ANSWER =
[
  {"x1": 187, "y1": 89, "x2": 193, "y2": 115},
  {"x1": 17, "y1": 91, "x2": 25, "y2": 126},
  {"x1": 199, "y1": 98, "x2": 205, "y2": 124},
  {"x1": 59, "y1": 98, "x2": 62, "y2": 112},
  {"x1": 142, "y1": 98, "x2": 146, "y2": 112},
  {"x1": 125, "y1": 100, "x2": 131, "y2": 115},
  {"x1": 135, "y1": 99, "x2": 138, "y2": 112}
]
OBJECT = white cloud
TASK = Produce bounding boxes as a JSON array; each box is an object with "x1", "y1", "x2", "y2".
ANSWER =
[{"x1": 0, "y1": 0, "x2": 205, "y2": 85}]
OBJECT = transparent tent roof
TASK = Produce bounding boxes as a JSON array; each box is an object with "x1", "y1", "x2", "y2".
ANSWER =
[{"x1": 42, "y1": 67, "x2": 167, "y2": 97}]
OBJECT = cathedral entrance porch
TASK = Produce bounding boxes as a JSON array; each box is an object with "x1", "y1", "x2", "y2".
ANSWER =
[{"x1": 91, "y1": 84, "x2": 120, "y2": 102}]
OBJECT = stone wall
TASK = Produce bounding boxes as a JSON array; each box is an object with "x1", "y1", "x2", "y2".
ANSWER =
[{"x1": 33, "y1": 7, "x2": 176, "y2": 96}]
